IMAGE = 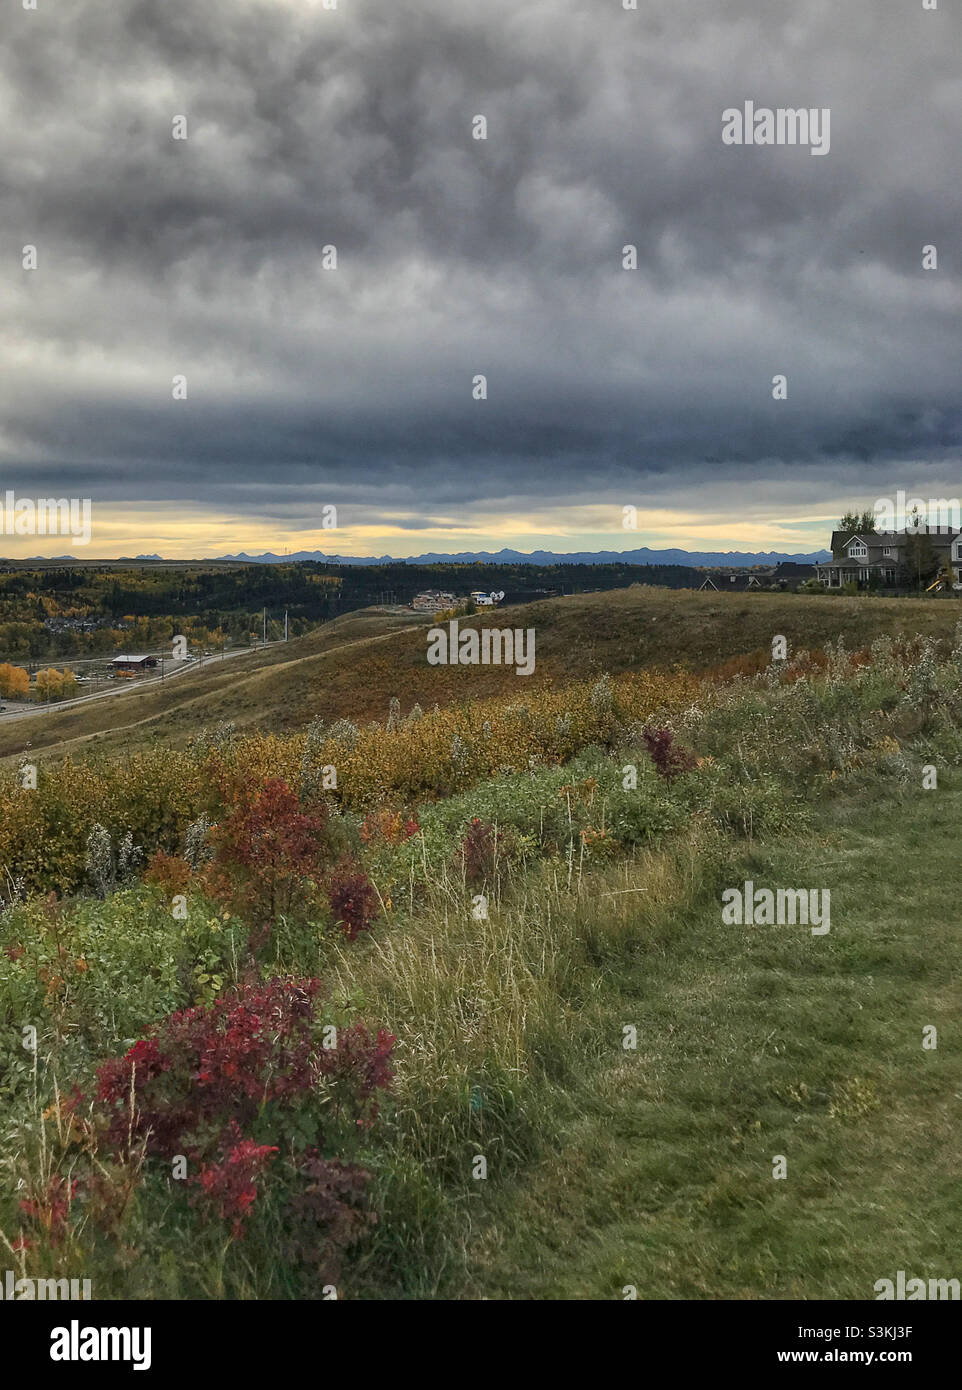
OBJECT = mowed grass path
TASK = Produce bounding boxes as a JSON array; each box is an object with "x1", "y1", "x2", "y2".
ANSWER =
[{"x1": 461, "y1": 783, "x2": 962, "y2": 1299}]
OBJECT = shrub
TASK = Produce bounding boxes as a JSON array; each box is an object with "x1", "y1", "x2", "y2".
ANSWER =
[
  {"x1": 195, "y1": 1125, "x2": 278, "y2": 1236},
  {"x1": 360, "y1": 808, "x2": 420, "y2": 847},
  {"x1": 18, "y1": 1174, "x2": 76, "y2": 1248},
  {"x1": 143, "y1": 848, "x2": 191, "y2": 896},
  {"x1": 641, "y1": 727, "x2": 697, "y2": 784},
  {"x1": 204, "y1": 779, "x2": 330, "y2": 925},
  {"x1": 460, "y1": 818, "x2": 500, "y2": 886},
  {"x1": 276, "y1": 1152, "x2": 375, "y2": 1278},
  {"x1": 86, "y1": 977, "x2": 395, "y2": 1243},
  {"x1": 327, "y1": 869, "x2": 379, "y2": 941},
  {"x1": 92, "y1": 977, "x2": 326, "y2": 1160}
]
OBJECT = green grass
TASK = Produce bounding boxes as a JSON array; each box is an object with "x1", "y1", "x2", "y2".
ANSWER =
[
  {"x1": 454, "y1": 783, "x2": 962, "y2": 1299},
  {"x1": 3, "y1": 633, "x2": 961, "y2": 1299}
]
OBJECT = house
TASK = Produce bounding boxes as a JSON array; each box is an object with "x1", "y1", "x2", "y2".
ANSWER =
[
  {"x1": 697, "y1": 570, "x2": 767, "y2": 592},
  {"x1": 769, "y1": 562, "x2": 817, "y2": 590},
  {"x1": 814, "y1": 528, "x2": 959, "y2": 590},
  {"x1": 109, "y1": 654, "x2": 158, "y2": 675},
  {"x1": 470, "y1": 591, "x2": 496, "y2": 606},
  {"x1": 43, "y1": 616, "x2": 106, "y2": 634},
  {"x1": 411, "y1": 590, "x2": 456, "y2": 612}
]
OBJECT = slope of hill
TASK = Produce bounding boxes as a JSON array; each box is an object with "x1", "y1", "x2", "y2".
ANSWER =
[
  {"x1": 3, "y1": 614, "x2": 960, "y2": 1300},
  {"x1": 2, "y1": 586, "x2": 959, "y2": 764}
]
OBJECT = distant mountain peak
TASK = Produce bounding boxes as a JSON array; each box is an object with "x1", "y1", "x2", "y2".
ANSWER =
[{"x1": 208, "y1": 545, "x2": 831, "y2": 568}]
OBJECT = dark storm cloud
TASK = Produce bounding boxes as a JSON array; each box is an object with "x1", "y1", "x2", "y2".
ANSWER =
[{"x1": 1, "y1": 0, "x2": 959, "y2": 530}]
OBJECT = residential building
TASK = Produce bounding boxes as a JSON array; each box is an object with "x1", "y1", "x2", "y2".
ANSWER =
[
  {"x1": 814, "y1": 528, "x2": 959, "y2": 589},
  {"x1": 411, "y1": 590, "x2": 456, "y2": 612},
  {"x1": 769, "y1": 562, "x2": 817, "y2": 590},
  {"x1": 697, "y1": 569, "x2": 768, "y2": 592}
]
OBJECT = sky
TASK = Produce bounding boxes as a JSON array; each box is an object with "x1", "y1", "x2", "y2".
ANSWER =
[{"x1": 1, "y1": 0, "x2": 959, "y2": 559}]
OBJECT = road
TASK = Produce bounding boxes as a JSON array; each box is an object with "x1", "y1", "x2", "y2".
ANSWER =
[{"x1": 0, "y1": 641, "x2": 286, "y2": 724}]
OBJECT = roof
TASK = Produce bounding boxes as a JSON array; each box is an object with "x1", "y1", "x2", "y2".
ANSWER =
[
  {"x1": 698, "y1": 573, "x2": 757, "y2": 591},
  {"x1": 772, "y1": 562, "x2": 815, "y2": 576},
  {"x1": 109, "y1": 654, "x2": 154, "y2": 663},
  {"x1": 830, "y1": 528, "x2": 957, "y2": 549}
]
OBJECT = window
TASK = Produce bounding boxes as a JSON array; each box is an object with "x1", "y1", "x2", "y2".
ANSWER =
[
  {"x1": 883, "y1": 547, "x2": 892, "y2": 556},
  {"x1": 849, "y1": 541, "x2": 868, "y2": 558}
]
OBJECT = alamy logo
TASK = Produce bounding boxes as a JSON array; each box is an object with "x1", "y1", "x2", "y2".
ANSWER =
[
  {"x1": 50, "y1": 1321, "x2": 151, "y2": 1370},
  {"x1": 874, "y1": 490, "x2": 961, "y2": 534},
  {"x1": 427, "y1": 619, "x2": 535, "y2": 676},
  {"x1": 722, "y1": 101, "x2": 831, "y2": 156},
  {"x1": 0, "y1": 490, "x2": 92, "y2": 545},
  {"x1": 874, "y1": 1272, "x2": 960, "y2": 1300},
  {"x1": 1, "y1": 1270, "x2": 91, "y2": 1300},
  {"x1": 721, "y1": 881, "x2": 830, "y2": 935}
]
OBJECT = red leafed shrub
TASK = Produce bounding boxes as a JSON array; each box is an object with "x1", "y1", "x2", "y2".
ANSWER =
[
  {"x1": 278, "y1": 1152, "x2": 375, "y2": 1277},
  {"x1": 94, "y1": 977, "x2": 324, "y2": 1159},
  {"x1": 459, "y1": 817, "x2": 514, "y2": 886},
  {"x1": 88, "y1": 977, "x2": 395, "y2": 1241},
  {"x1": 19, "y1": 1174, "x2": 76, "y2": 1247},
  {"x1": 327, "y1": 868, "x2": 379, "y2": 941},
  {"x1": 318, "y1": 1023, "x2": 396, "y2": 1126},
  {"x1": 641, "y1": 727, "x2": 697, "y2": 784},
  {"x1": 196, "y1": 1124, "x2": 279, "y2": 1236},
  {"x1": 204, "y1": 778, "x2": 330, "y2": 924}
]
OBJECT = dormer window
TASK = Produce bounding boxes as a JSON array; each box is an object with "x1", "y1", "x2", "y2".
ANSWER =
[
  {"x1": 848, "y1": 541, "x2": 868, "y2": 558},
  {"x1": 883, "y1": 547, "x2": 892, "y2": 556}
]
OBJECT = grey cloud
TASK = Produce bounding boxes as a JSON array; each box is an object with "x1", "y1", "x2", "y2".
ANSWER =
[{"x1": 1, "y1": 0, "x2": 959, "y2": 535}]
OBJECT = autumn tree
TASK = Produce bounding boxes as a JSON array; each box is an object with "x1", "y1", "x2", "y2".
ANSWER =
[
  {"x1": 204, "y1": 778, "x2": 331, "y2": 925},
  {"x1": 34, "y1": 668, "x2": 63, "y2": 702},
  {"x1": 0, "y1": 662, "x2": 30, "y2": 699},
  {"x1": 32, "y1": 668, "x2": 77, "y2": 702}
]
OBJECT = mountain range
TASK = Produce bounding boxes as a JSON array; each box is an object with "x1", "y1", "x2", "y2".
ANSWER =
[{"x1": 201, "y1": 546, "x2": 830, "y2": 568}]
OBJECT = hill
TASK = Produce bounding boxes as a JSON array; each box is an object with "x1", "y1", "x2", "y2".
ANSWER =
[
  {"x1": 2, "y1": 586, "x2": 959, "y2": 765},
  {"x1": 2, "y1": 599, "x2": 960, "y2": 1301}
]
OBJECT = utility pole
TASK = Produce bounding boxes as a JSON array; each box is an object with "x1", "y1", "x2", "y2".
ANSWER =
[
  {"x1": 263, "y1": 606, "x2": 267, "y2": 645},
  {"x1": 284, "y1": 608, "x2": 289, "y2": 641}
]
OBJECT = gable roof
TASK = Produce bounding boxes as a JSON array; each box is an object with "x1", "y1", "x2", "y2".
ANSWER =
[
  {"x1": 698, "y1": 572, "x2": 758, "y2": 592},
  {"x1": 830, "y1": 528, "x2": 957, "y2": 551}
]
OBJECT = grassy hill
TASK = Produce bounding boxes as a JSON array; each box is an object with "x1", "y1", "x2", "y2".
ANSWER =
[
  {"x1": 1, "y1": 588, "x2": 960, "y2": 1300},
  {"x1": 3, "y1": 586, "x2": 960, "y2": 765},
  {"x1": 0, "y1": 608, "x2": 423, "y2": 763},
  {"x1": 460, "y1": 782, "x2": 962, "y2": 1298}
]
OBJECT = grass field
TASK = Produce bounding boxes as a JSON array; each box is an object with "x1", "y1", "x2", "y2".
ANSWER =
[
  {"x1": 457, "y1": 784, "x2": 961, "y2": 1299},
  {"x1": 2, "y1": 586, "x2": 958, "y2": 765},
  {"x1": 1, "y1": 589, "x2": 959, "y2": 1300},
  {"x1": 0, "y1": 608, "x2": 424, "y2": 764}
]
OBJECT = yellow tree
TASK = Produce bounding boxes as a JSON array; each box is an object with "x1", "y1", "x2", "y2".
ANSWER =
[
  {"x1": 34, "y1": 668, "x2": 65, "y2": 702},
  {"x1": 0, "y1": 662, "x2": 30, "y2": 699}
]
